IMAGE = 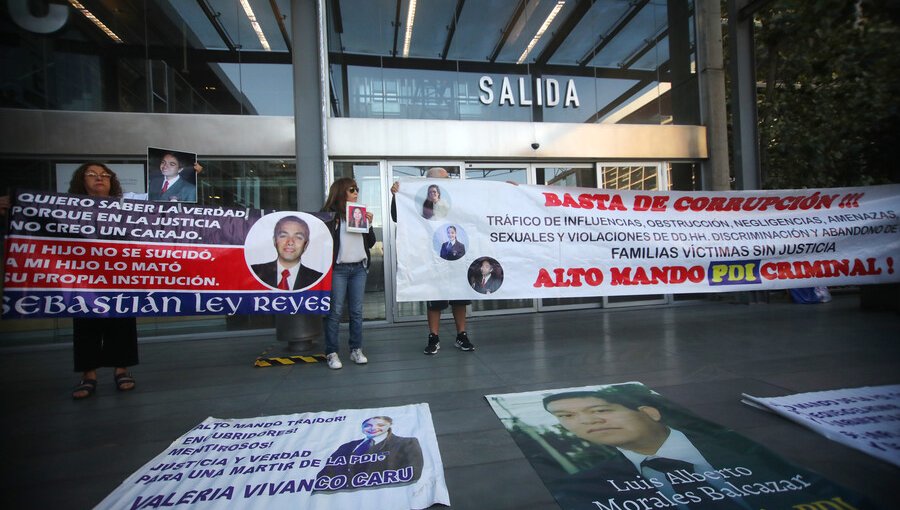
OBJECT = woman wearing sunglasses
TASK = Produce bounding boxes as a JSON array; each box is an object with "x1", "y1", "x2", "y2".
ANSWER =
[{"x1": 321, "y1": 178, "x2": 376, "y2": 369}]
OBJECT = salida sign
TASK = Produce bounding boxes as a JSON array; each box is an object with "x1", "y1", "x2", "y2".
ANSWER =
[{"x1": 478, "y1": 76, "x2": 580, "y2": 108}]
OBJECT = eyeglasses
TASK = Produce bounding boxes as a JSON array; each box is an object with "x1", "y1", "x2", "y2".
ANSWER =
[
  {"x1": 348, "y1": 187, "x2": 359, "y2": 193},
  {"x1": 86, "y1": 172, "x2": 112, "y2": 180}
]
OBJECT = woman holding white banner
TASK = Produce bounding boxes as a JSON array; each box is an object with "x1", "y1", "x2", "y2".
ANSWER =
[
  {"x1": 322, "y1": 178, "x2": 376, "y2": 370},
  {"x1": 67, "y1": 162, "x2": 139, "y2": 399}
]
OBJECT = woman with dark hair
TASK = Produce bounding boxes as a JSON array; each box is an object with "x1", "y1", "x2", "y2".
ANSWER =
[
  {"x1": 422, "y1": 184, "x2": 441, "y2": 219},
  {"x1": 321, "y1": 177, "x2": 376, "y2": 369},
  {"x1": 348, "y1": 206, "x2": 366, "y2": 229},
  {"x1": 68, "y1": 162, "x2": 139, "y2": 399}
]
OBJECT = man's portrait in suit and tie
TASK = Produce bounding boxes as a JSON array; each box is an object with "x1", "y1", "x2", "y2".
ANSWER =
[
  {"x1": 250, "y1": 215, "x2": 323, "y2": 291},
  {"x1": 438, "y1": 225, "x2": 466, "y2": 261},
  {"x1": 314, "y1": 415, "x2": 424, "y2": 492},
  {"x1": 147, "y1": 147, "x2": 198, "y2": 202},
  {"x1": 536, "y1": 384, "x2": 872, "y2": 510},
  {"x1": 470, "y1": 258, "x2": 503, "y2": 294}
]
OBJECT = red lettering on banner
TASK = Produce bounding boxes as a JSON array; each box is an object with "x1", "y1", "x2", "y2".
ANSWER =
[
  {"x1": 672, "y1": 192, "x2": 840, "y2": 213},
  {"x1": 760, "y1": 258, "x2": 881, "y2": 280},
  {"x1": 632, "y1": 195, "x2": 670, "y2": 212},
  {"x1": 533, "y1": 267, "x2": 604, "y2": 287},
  {"x1": 542, "y1": 192, "x2": 627, "y2": 211},
  {"x1": 610, "y1": 265, "x2": 705, "y2": 286}
]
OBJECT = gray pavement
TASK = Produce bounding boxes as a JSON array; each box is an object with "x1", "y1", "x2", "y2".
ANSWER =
[{"x1": 1, "y1": 293, "x2": 898, "y2": 509}]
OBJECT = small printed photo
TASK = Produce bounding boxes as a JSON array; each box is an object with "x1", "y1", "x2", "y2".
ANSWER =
[
  {"x1": 417, "y1": 183, "x2": 451, "y2": 220},
  {"x1": 433, "y1": 224, "x2": 468, "y2": 261},
  {"x1": 469, "y1": 257, "x2": 503, "y2": 294},
  {"x1": 147, "y1": 146, "x2": 198, "y2": 203},
  {"x1": 244, "y1": 212, "x2": 332, "y2": 291},
  {"x1": 345, "y1": 202, "x2": 369, "y2": 233}
]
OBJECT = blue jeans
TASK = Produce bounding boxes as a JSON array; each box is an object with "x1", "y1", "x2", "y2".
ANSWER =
[{"x1": 324, "y1": 262, "x2": 367, "y2": 355}]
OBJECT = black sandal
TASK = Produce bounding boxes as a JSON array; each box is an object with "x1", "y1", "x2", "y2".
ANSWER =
[
  {"x1": 72, "y1": 379, "x2": 97, "y2": 399},
  {"x1": 114, "y1": 372, "x2": 136, "y2": 392}
]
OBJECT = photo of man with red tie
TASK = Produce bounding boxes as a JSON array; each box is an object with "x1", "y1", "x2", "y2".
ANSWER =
[
  {"x1": 314, "y1": 415, "x2": 424, "y2": 492},
  {"x1": 470, "y1": 258, "x2": 503, "y2": 294},
  {"x1": 147, "y1": 147, "x2": 199, "y2": 202},
  {"x1": 251, "y1": 215, "x2": 323, "y2": 291}
]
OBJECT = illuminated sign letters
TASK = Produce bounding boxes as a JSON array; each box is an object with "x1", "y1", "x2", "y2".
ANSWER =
[{"x1": 478, "y1": 76, "x2": 580, "y2": 108}]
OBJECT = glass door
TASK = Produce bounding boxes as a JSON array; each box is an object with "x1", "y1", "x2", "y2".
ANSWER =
[
  {"x1": 387, "y1": 162, "x2": 463, "y2": 322},
  {"x1": 598, "y1": 163, "x2": 669, "y2": 308},
  {"x1": 463, "y1": 163, "x2": 536, "y2": 316}
]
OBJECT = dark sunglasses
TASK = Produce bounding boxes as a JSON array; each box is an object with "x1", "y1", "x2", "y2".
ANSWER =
[{"x1": 348, "y1": 186, "x2": 359, "y2": 193}]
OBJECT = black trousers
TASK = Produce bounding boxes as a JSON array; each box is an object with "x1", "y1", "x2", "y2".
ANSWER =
[{"x1": 72, "y1": 318, "x2": 139, "y2": 372}]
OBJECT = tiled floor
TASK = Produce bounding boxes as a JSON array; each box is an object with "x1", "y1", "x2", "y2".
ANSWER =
[{"x1": 1, "y1": 293, "x2": 898, "y2": 509}]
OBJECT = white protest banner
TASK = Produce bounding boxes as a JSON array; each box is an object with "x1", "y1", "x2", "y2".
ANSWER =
[
  {"x1": 95, "y1": 404, "x2": 449, "y2": 510},
  {"x1": 394, "y1": 181, "x2": 900, "y2": 301},
  {"x1": 743, "y1": 385, "x2": 900, "y2": 468}
]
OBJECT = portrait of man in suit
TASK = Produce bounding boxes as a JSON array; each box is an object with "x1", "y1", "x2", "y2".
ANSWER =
[
  {"x1": 314, "y1": 415, "x2": 424, "y2": 492},
  {"x1": 439, "y1": 225, "x2": 466, "y2": 261},
  {"x1": 540, "y1": 384, "x2": 873, "y2": 510},
  {"x1": 251, "y1": 215, "x2": 323, "y2": 291},
  {"x1": 147, "y1": 149, "x2": 198, "y2": 202},
  {"x1": 470, "y1": 258, "x2": 502, "y2": 294}
]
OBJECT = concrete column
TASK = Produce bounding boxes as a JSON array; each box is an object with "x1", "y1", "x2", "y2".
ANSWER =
[
  {"x1": 727, "y1": 0, "x2": 762, "y2": 190},
  {"x1": 277, "y1": 0, "x2": 328, "y2": 352},
  {"x1": 695, "y1": 0, "x2": 731, "y2": 191}
]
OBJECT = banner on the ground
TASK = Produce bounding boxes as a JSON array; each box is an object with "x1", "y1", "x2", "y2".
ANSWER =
[
  {"x1": 95, "y1": 404, "x2": 449, "y2": 510},
  {"x1": 395, "y1": 181, "x2": 900, "y2": 300},
  {"x1": 2, "y1": 190, "x2": 334, "y2": 318},
  {"x1": 743, "y1": 385, "x2": 900, "y2": 468},
  {"x1": 486, "y1": 382, "x2": 875, "y2": 510}
]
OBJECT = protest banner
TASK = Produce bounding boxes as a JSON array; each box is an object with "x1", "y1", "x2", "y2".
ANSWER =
[
  {"x1": 2, "y1": 190, "x2": 333, "y2": 319},
  {"x1": 395, "y1": 181, "x2": 900, "y2": 301},
  {"x1": 95, "y1": 404, "x2": 449, "y2": 510},
  {"x1": 486, "y1": 382, "x2": 876, "y2": 510},
  {"x1": 743, "y1": 385, "x2": 900, "y2": 468}
]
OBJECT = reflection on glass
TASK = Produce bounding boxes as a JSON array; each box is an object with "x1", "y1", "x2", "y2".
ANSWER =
[
  {"x1": 323, "y1": 0, "x2": 698, "y2": 125},
  {"x1": 0, "y1": 0, "x2": 294, "y2": 115},
  {"x1": 602, "y1": 166, "x2": 659, "y2": 191}
]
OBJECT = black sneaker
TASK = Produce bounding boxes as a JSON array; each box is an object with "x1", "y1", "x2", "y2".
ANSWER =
[
  {"x1": 424, "y1": 334, "x2": 440, "y2": 355},
  {"x1": 455, "y1": 332, "x2": 475, "y2": 351}
]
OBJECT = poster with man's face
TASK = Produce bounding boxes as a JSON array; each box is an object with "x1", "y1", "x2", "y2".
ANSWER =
[{"x1": 147, "y1": 147, "x2": 198, "y2": 203}]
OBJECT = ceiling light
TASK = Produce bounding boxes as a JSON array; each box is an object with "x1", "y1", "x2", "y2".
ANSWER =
[
  {"x1": 402, "y1": 0, "x2": 418, "y2": 58},
  {"x1": 67, "y1": 0, "x2": 123, "y2": 43},
  {"x1": 240, "y1": 0, "x2": 271, "y2": 51},
  {"x1": 517, "y1": 0, "x2": 565, "y2": 64}
]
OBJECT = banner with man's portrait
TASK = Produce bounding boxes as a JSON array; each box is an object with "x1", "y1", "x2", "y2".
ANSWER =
[
  {"x1": 2, "y1": 190, "x2": 333, "y2": 319},
  {"x1": 486, "y1": 382, "x2": 876, "y2": 510}
]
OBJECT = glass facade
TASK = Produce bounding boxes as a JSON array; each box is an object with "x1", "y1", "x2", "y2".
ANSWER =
[
  {"x1": 1, "y1": 0, "x2": 294, "y2": 115},
  {"x1": 327, "y1": 0, "x2": 698, "y2": 125}
]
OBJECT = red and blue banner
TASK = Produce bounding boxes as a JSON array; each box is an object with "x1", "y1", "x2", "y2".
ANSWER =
[{"x1": 2, "y1": 190, "x2": 333, "y2": 319}]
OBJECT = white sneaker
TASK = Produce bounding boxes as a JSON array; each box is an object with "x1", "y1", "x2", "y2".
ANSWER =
[
  {"x1": 350, "y1": 348, "x2": 368, "y2": 364},
  {"x1": 326, "y1": 353, "x2": 343, "y2": 370}
]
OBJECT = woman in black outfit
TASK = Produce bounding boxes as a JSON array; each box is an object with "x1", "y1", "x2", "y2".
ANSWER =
[{"x1": 68, "y1": 162, "x2": 139, "y2": 399}]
